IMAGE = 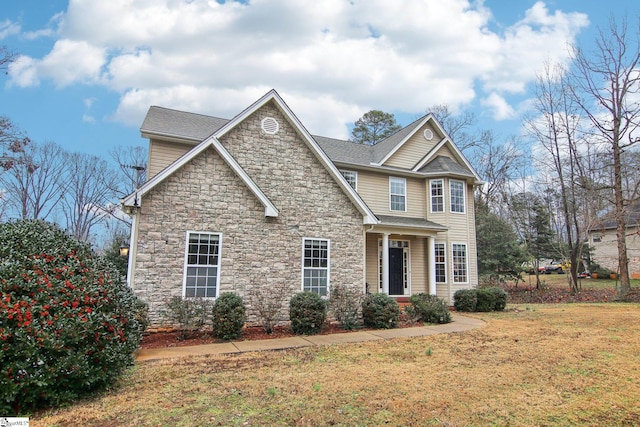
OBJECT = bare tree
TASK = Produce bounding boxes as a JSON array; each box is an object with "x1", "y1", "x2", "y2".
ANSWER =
[
  {"x1": 61, "y1": 152, "x2": 120, "y2": 243},
  {"x1": 1, "y1": 45, "x2": 15, "y2": 74},
  {"x1": 109, "y1": 145, "x2": 148, "y2": 197},
  {"x1": 0, "y1": 116, "x2": 31, "y2": 172},
  {"x1": 428, "y1": 104, "x2": 483, "y2": 153},
  {"x1": 0, "y1": 141, "x2": 67, "y2": 220},
  {"x1": 526, "y1": 62, "x2": 601, "y2": 292},
  {"x1": 570, "y1": 17, "x2": 640, "y2": 294}
]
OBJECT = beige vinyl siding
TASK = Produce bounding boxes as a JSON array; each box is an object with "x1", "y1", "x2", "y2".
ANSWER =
[
  {"x1": 385, "y1": 124, "x2": 440, "y2": 169},
  {"x1": 365, "y1": 233, "x2": 380, "y2": 292},
  {"x1": 356, "y1": 170, "x2": 425, "y2": 217},
  {"x1": 148, "y1": 139, "x2": 194, "y2": 179},
  {"x1": 591, "y1": 227, "x2": 640, "y2": 276},
  {"x1": 410, "y1": 237, "x2": 427, "y2": 294}
]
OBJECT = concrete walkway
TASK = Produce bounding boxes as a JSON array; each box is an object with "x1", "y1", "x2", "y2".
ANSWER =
[{"x1": 136, "y1": 313, "x2": 485, "y2": 362}]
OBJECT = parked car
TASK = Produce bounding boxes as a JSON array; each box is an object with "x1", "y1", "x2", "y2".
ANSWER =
[{"x1": 544, "y1": 261, "x2": 567, "y2": 274}]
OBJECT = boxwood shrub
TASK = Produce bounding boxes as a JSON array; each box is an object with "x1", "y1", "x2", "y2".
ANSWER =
[
  {"x1": 362, "y1": 293, "x2": 400, "y2": 329},
  {"x1": 454, "y1": 287, "x2": 508, "y2": 313},
  {"x1": 0, "y1": 220, "x2": 142, "y2": 414},
  {"x1": 211, "y1": 292, "x2": 246, "y2": 340},
  {"x1": 453, "y1": 289, "x2": 478, "y2": 312},
  {"x1": 408, "y1": 293, "x2": 451, "y2": 324},
  {"x1": 289, "y1": 292, "x2": 327, "y2": 335}
]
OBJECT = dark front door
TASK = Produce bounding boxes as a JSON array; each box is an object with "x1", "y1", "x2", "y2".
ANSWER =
[{"x1": 389, "y1": 247, "x2": 404, "y2": 296}]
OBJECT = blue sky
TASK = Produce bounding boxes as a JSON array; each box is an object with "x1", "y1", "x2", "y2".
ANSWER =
[{"x1": 1, "y1": 0, "x2": 638, "y2": 160}]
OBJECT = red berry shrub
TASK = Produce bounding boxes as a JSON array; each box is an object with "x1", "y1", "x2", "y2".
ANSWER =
[{"x1": 0, "y1": 220, "x2": 142, "y2": 413}]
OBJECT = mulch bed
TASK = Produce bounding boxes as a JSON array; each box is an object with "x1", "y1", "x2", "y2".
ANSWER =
[
  {"x1": 505, "y1": 286, "x2": 640, "y2": 305},
  {"x1": 141, "y1": 288, "x2": 640, "y2": 351},
  {"x1": 140, "y1": 320, "x2": 420, "y2": 350}
]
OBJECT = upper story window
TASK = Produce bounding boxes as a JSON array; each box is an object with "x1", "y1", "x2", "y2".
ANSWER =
[
  {"x1": 183, "y1": 232, "x2": 221, "y2": 298},
  {"x1": 389, "y1": 177, "x2": 406, "y2": 211},
  {"x1": 450, "y1": 179, "x2": 465, "y2": 213},
  {"x1": 302, "y1": 238, "x2": 330, "y2": 296},
  {"x1": 340, "y1": 170, "x2": 358, "y2": 190},
  {"x1": 430, "y1": 179, "x2": 444, "y2": 213}
]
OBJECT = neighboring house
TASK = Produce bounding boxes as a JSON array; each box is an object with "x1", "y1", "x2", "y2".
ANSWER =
[
  {"x1": 589, "y1": 204, "x2": 640, "y2": 278},
  {"x1": 122, "y1": 90, "x2": 482, "y2": 327}
]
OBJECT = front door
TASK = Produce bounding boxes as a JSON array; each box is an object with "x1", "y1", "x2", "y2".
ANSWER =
[{"x1": 389, "y1": 247, "x2": 404, "y2": 296}]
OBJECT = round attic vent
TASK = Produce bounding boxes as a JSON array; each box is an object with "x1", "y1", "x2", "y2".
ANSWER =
[
  {"x1": 261, "y1": 117, "x2": 279, "y2": 135},
  {"x1": 423, "y1": 129, "x2": 434, "y2": 141}
]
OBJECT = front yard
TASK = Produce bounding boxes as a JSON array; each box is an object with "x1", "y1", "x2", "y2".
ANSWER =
[{"x1": 33, "y1": 303, "x2": 640, "y2": 426}]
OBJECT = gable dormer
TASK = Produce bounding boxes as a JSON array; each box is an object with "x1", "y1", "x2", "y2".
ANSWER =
[{"x1": 380, "y1": 121, "x2": 443, "y2": 169}]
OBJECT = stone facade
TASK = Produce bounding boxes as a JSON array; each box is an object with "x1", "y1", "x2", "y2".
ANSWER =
[{"x1": 133, "y1": 101, "x2": 365, "y2": 327}]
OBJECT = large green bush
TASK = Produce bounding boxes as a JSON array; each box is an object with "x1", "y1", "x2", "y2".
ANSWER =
[
  {"x1": 211, "y1": 292, "x2": 246, "y2": 340},
  {"x1": 475, "y1": 288, "x2": 495, "y2": 312},
  {"x1": 487, "y1": 287, "x2": 508, "y2": 311},
  {"x1": 361, "y1": 293, "x2": 400, "y2": 329},
  {"x1": 289, "y1": 292, "x2": 327, "y2": 335},
  {"x1": 408, "y1": 293, "x2": 451, "y2": 324},
  {"x1": 0, "y1": 220, "x2": 142, "y2": 414},
  {"x1": 453, "y1": 289, "x2": 478, "y2": 312}
]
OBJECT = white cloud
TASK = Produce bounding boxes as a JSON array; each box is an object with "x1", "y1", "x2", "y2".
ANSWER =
[
  {"x1": 9, "y1": 0, "x2": 590, "y2": 133},
  {"x1": 482, "y1": 93, "x2": 517, "y2": 121},
  {"x1": 0, "y1": 19, "x2": 20, "y2": 40}
]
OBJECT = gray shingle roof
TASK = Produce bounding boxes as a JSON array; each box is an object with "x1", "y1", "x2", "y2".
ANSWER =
[
  {"x1": 141, "y1": 106, "x2": 474, "y2": 181},
  {"x1": 376, "y1": 215, "x2": 446, "y2": 230},
  {"x1": 141, "y1": 106, "x2": 229, "y2": 141},
  {"x1": 419, "y1": 155, "x2": 476, "y2": 177}
]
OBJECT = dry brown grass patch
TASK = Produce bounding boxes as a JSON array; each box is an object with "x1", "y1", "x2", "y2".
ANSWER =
[{"x1": 33, "y1": 304, "x2": 640, "y2": 426}]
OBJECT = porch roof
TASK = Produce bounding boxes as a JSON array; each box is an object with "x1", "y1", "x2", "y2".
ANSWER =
[{"x1": 373, "y1": 215, "x2": 448, "y2": 234}]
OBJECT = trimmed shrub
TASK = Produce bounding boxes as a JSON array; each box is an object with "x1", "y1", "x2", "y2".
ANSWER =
[
  {"x1": 134, "y1": 298, "x2": 150, "y2": 334},
  {"x1": 475, "y1": 288, "x2": 494, "y2": 312},
  {"x1": 249, "y1": 283, "x2": 288, "y2": 334},
  {"x1": 161, "y1": 296, "x2": 211, "y2": 340},
  {"x1": 454, "y1": 289, "x2": 478, "y2": 312},
  {"x1": 408, "y1": 293, "x2": 451, "y2": 324},
  {"x1": 329, "y1": 284, "x2": 363, "y2": 330},
  {"x1": 362, "y1": 293, "x2": 400, "y2": 329},
  {"x1": 486, "y1": 287, "x2": 508, "y2": 311},
  {"x1": 289, "y1": 292, "x2": 327, "y2": 335},
  {"x1": 211, "y1": 293, "x2": 246, "y2": 340},
  {"x1": 0, "y1": 220, "x2": 142, "y2": 413}
]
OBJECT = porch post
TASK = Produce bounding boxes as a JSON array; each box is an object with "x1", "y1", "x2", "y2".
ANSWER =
[
  {"x1": 382, "y1": 233, "x2": 390, "y2": 294},
  {"x1": 428, "y1": 236, "x2": 436, "y2": 295}
]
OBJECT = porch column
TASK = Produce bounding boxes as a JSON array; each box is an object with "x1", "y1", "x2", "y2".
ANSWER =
[
  {"x1": 428, "y1": 236, "x2": 436, "y2": 295},
  {"x1": 382, "y1": 233, "x2": 390, "y2": 294}
]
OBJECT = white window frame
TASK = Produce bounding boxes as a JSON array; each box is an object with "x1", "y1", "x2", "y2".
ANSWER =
[
  {"x1": 182, "y1": 231, "x2": 222, "y2": 298},
  {"x1": 302, "y1": 238, "x2": 330, "y2": 296},
  {"x1": 340, "y1": 170, "x2": 358, "y2": 190},
  {"x1": 434, "y1": 242, "x2": 446, "y2": 283},
  {"x1": 389, "y1": 177, "x2": 407, "y2": 212},
  {"x1": 430, "y1": 179, "x2": 444, "y2": 213},
  {"x1": 451, "y1": 243, "x2": 469, "y2": 284},
  {"x1": 450, "y1": 179, "x2": 466, "y2": 214}
]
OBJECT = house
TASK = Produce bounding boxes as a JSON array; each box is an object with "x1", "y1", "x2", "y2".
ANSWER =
[
  {"x1": 588, "y1": 204, "x2": 640, "y2": 278},
  {"x1": 122, "y1": 90, "x2": 482, "y2": 327}
]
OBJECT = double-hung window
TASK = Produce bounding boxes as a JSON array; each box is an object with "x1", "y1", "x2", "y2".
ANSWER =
[
  {"x1": 389, "y1": 177, "x2": 406, "y2": 211},
  {"x1": 452, "y1": 243, "x2": 468, "y2": 284},
  {"x1": 430, "y1": 179, "x2": 444, "y2": 213},
  {"x1": 302, "y1": 238, "x2": 329, "y2": 296},
  {"x1": 450, "y1": 179, "x2": 465, "y2": 213},
  {"x1": 434, "y1": 243, "x2": 446, "y2": 283},
  {"x1": 340, "y1": 170, "x2": 358, "y2": 190},
  {"x1": 183, "y1": 232, "x2": 221, "y2": 298}
]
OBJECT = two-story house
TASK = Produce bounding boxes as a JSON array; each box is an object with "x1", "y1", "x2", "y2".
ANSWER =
[{"x1": 122, "y1": 90, "x2": 482, "y2": 327}]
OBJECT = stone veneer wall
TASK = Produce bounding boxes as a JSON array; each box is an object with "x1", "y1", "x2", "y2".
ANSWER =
[{"x1": 133, "y1": 101, "x2": 365, "y2": 327}]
